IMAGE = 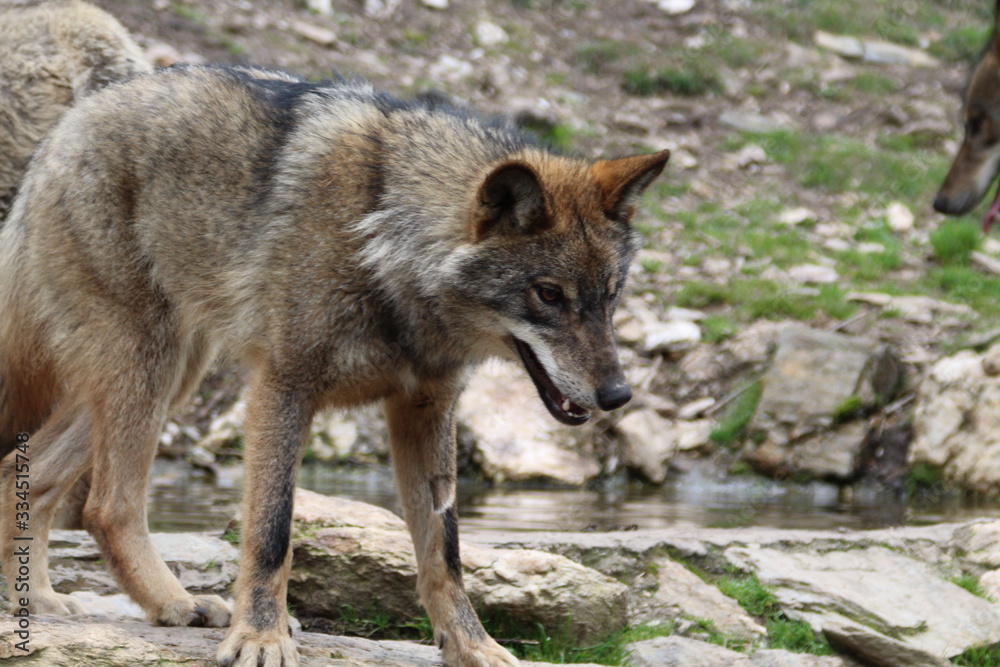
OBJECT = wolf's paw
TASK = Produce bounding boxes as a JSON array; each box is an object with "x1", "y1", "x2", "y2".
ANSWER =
[
  {"x1": 217, "y1": 624, "x2": 299, "y2": 667},
  {"x1": 156, "y1": 594, "x2": 232, "y2": 627},
  {"x1": 28, "y1": 592, "x2": 86, "y2": 616},
  {"x1": 441, "y1": 635, "x2": 520, "y2": 667}
]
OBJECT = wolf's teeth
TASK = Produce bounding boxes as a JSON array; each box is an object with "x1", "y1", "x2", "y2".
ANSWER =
[{"x1": 561, "y1": 399, "x2": 571, "y2": 411}]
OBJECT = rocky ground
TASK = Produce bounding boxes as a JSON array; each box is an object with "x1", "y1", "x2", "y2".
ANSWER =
[{"x1": 7, "y1": 490, "x2": 1000, "y2": 665}]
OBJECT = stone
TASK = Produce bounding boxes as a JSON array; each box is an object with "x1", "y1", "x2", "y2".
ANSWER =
[
  {"x1": 788, "y1": 263, "x2": 838, "y2": 284},
  {"x1": 627, "y1": 635, "x2": 752, "y2": 666},
  {"x1": 856, "y1": 242, "x2": 885, "y2": 254},
  {"x1": 735, "y1": 144, "x2": 768, "y2": 168},
  {"x1": 289, "y1": 490, "x2": 628, "y2": 642},
  {"x1": 363, "y1": 0, "x2": 400, "y2": 18},
  {"x1": 750, "y1": 649, "x2": 854, "y2": 666},
  {"x1": 785, "y1": 420, "x2": 868, "y2": 480},
  {"x1": 979, "y1": 569, "x2": 1000, "y2": 600},
  {"x1": 458, "y1": 361, "x2": 600, "y2": 484},
  {"x1": 475, "y1": 21, "x2": 508, "y2": 47},
  {"x1": 650, "y1": 0, "x2": 697, "y2": 15},
  {"x1": 823, "y1": 620, "x2": 951, "y2": 667},
  {"x1": 677, "y1": 397, "x2": 716, "y2": 419},
  {"x1": 753, "y1": 325, "x2": 898, "y2": 442},
  {"x1": 651, "y1": 559, "x2": 765, "y2": 638},
  {"x1": 984, "y1": 343, "x2": 1000, "y2": 377},
  {"x1": 0, "y1": 615, "x2": 582, "y2": 666},
  {"x1": 420, "y1": 0, "x2": 448, "y2": 7},
  {"x1": 643, "y1": 320, "x2": 702, "y2": 354},
  {"x1": 814, "y1": 31, "x2": 939, "y2": 67},
  {"x1": 889, "y1": 295, "x2": 975, "y2": 324},
  {"x1": 724, "y1": 546, "x2": 1000, "y2": 658},
  {"x1": 719, "y1": 110, "x2": 788, "y2": 134},
  {"x1": 305, "y1": 0, "x2": 333, "y2": 14},
  {"x1": 427, "y1": 54, "x2": 473, "y2": 83},
  {"x1": 198, "y1": 397, "x2": 246, "y2": 452},
  {"x1": 971, "y1": 250, "x2": 1000, "y2": 276},
  {"x1": 462, "y1": 545, "x2": 629, "y2": 642},
  {"x1": 291, "y1": 20, "x2": 336, "y2": 45},
  {"x1": 616, "y1": 409, "x2": 675, "y2": 483},
  {"x1": 777, "y1": 207, "x2": 818, "y2": 226},
  {"x1": 910, "y1": 351, "x2": 1000, "y2": 493},
  {"x1": 950, "y1": 520, "x2": 1000, "y2": 568},
  {"x1": 885, "y1": 201, "x2": 915, "y2": 232},
  {"x1": 615, "y1": 410, "x2": 712, "y2": 483},
  {"x1": 48, "y1": 529, "x2": 238, "y2": 596},
  {"x1": 745, "y1": 325, "x2": 900, "y2": 478}
]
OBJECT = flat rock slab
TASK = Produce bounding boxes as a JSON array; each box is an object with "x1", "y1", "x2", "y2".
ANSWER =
[
  {"x1": 724, "y1": 546, "x2": 1000, "y2": 658},
  {"x1": 823, "y1": 620, "x2": 951, "y2": 667},
  {"x1": 650, "y1": 559, "x2": 765, "y2": 638},
  {"x1": 625, "y1": 636, "x2": 855, "y2": 666},
  {"x1": 47, "y1": 529, "x2": 239, "y2": 596},
  {"x1": 0, "y1": 615, "x2": 595, "y2": 667}
]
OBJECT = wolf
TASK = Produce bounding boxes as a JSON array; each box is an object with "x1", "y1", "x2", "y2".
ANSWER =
[
  {"x1": 933, "y1": 0, "x2": 1000, "y2": 231},
  {"x1": 0, "y1": 63, "x2": 669, "y2": 666},
  {"x1": 0, "y1": 0, "x2": 150, "y2": 221}
]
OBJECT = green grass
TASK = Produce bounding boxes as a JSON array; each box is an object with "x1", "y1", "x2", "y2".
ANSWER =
[
  {"x1": 931, "y1": 24, "x2": 992, "y2": 63},
  {"x1": 850, "y1": 72, "x2": 899, "y2": 94},
  {"x1": 931, "y1": 220, "x2": 981, "y2": 266},
  {"x1": 702, "y1": 315, "x2": 737, "y2": 344},
  {"x1": 718, "y1": 572, "x2": 834, "y2": 655},
  {"x1": 951, "y1": 574, "x2": 989, "y2": 600},
  {"x1": 622, "y1": 65, "x2": 719, "y2": 97},
  {"x1": 832, "y1": 395, "x2": 863, "y2": 422},
  {"x1": 710, "y1": 380, "x2": 763, "y2": 447},
  {"x1": 905, "y1": 462, "x2": 944, "y2": 497},
  {"x1": 675, "y1": 279, "x2": 855, "y2": 323},
  {"x1": 480, "y1": 611, "x2": 673, "y2": 664},
  {"x1": 921, "y1": 267, "x2": 1000, "y2": 317},
  {"x1": 574, "y1": 40, "x2": 635, "y2": 74},
  {"x1": 953, "y1": 644, "x2": 1000, "y2": 666},
  {"x1": 338, "y1": 604, "x2": 395, "y2": 637},
  {"x1": 733, "y1": 129, "x2": 947, "y2": 202}
]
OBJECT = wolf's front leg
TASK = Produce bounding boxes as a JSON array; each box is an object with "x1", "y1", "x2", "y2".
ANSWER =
[
  {"x1": 385, "y1": 388, "x2": 519, "y2": 667},
  {"x1": 217, "y1": 376, "x2": 313, "y2": 667}
]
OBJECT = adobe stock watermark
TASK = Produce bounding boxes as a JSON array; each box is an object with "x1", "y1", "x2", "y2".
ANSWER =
[{"x1": 10, "y1": 432, "x2": 32, "y2": 652}]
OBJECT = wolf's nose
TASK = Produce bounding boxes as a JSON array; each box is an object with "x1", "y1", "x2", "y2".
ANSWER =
[
  {"x1": 932, "y1": 192, "x2": 950, "y2": 214},
  {"x1": 596, "y1": 380, "x2": 632, "y2": 411}
]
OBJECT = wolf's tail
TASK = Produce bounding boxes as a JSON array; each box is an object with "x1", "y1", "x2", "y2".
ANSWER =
[{"x1": 0, "y1": 290, "x2": 57, "y2": 461}]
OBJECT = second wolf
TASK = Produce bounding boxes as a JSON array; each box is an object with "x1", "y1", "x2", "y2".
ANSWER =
[
  {"x1": 0, "y1": 0, "x2": 150, "y2": 220},
  {"x1": 0, "y1": 64, "x2": 669, "y2": 666}
]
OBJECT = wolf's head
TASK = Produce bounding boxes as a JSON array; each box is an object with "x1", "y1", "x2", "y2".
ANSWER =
[
  {"x1": 934, "y1": 0, "x2": 1000, "y2": 232},
  {"x1": 450, "y1": 148, "x2": 669, "y2": 425}
]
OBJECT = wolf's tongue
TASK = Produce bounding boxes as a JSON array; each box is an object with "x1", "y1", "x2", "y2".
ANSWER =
[{"x1": 984, "y1": 180, "x2": 1000, "y2": 233}]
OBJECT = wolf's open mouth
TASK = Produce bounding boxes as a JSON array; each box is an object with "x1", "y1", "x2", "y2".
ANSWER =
[{"x1": 513, "y1": 338, "x2": 591, "y2": 426}]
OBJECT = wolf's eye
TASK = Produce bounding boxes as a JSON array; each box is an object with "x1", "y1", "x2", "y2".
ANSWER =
[{"x1": 535, "y1": 284, "x2": 563, "y2": 304}]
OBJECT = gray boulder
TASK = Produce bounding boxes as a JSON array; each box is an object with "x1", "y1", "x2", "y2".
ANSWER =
[{"x1": 288, "y1": 490, "x2": 629, "y2": 642}]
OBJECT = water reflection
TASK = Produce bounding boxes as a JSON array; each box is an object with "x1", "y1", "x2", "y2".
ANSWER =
[{"x1": 145, "y1": 458, "x2": 1000, "y2": 534}]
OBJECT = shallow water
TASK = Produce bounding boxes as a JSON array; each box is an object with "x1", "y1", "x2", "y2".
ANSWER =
[{"x1": 145, "y1": 458, "x2": 1000, "y2": 534}]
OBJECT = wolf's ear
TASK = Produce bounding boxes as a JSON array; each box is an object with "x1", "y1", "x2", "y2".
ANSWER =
[
  {"x1": 473, "y1": 162, "x2": 548, "y2": 241},
  {"x1": 590, "y1": 149, "x2": 671, "y2": 223}
]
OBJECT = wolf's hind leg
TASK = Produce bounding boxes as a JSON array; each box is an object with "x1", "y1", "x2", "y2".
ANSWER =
[
  {"x1": 82, "y1": 354, "x2": 230, "y2": 628},
  {"x1": 385, "y1": 386, "x2": 519, "y2": 667},
  {"x1": 1, "y1": 401, "x2": 92, "y2": 616}
]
